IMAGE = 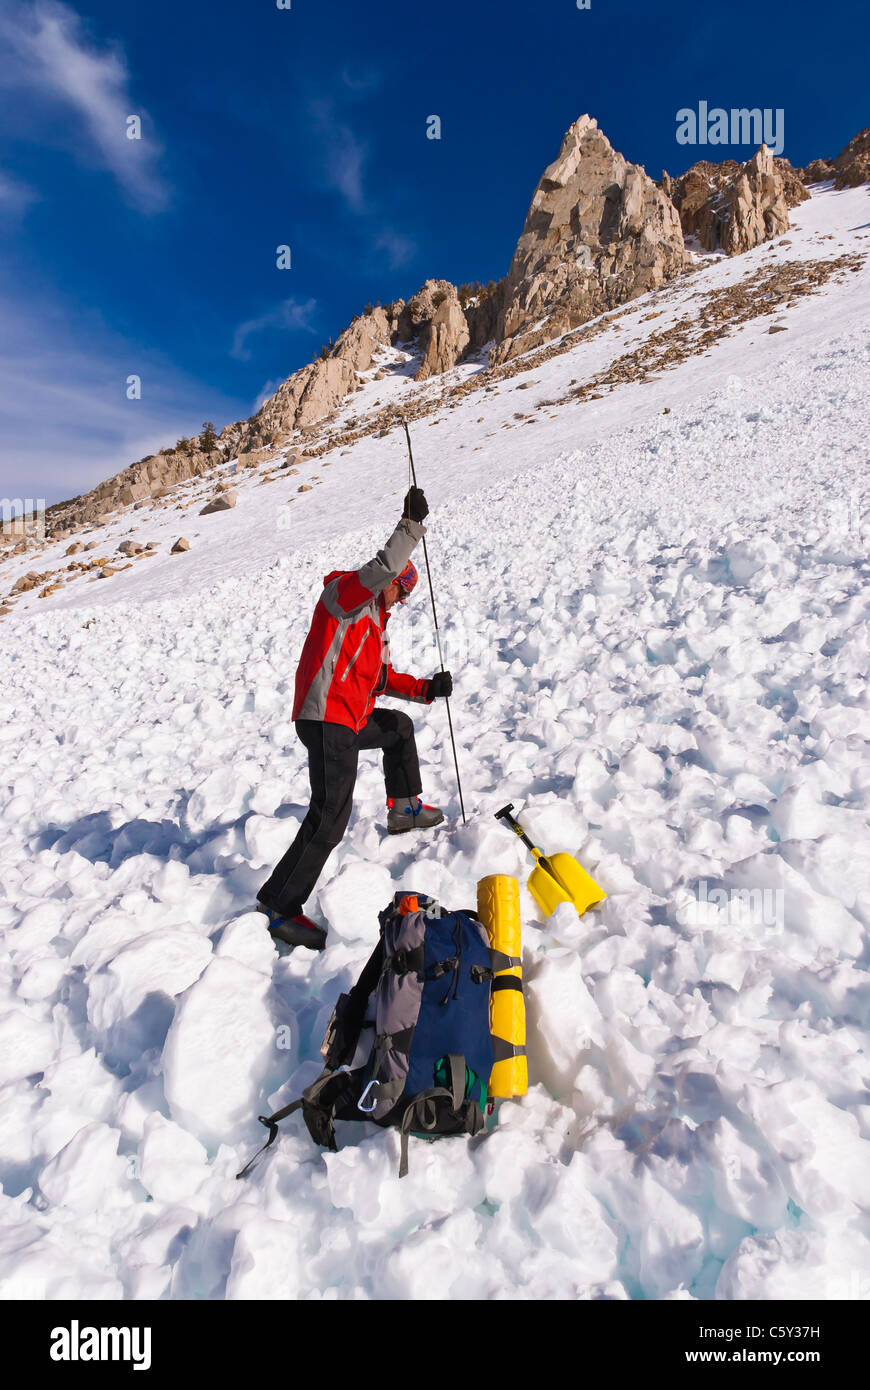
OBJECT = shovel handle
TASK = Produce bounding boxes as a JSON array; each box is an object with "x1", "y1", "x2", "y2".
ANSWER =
[{"x1": 494, "y1": 804, "x2": 539, "y2": 858}]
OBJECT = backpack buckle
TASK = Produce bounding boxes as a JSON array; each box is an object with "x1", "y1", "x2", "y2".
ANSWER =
[
  {"x1": 431, "y1": 954, "x2": 458, "y2": 980},
  {"x1": 358, "y1": 1079, "x2": 380, "y2": 1113}
]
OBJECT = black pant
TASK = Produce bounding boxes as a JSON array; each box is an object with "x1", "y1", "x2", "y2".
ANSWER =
[{"x1": 257, "y1": 710, "x2": 422, "y2": 917}]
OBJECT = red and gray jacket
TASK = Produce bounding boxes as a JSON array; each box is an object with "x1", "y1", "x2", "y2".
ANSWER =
[{"x1": 292, "y1": 517, "x2": 432, "y2": 732}]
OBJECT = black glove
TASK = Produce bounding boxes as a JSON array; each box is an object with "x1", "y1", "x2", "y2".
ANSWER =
[
  {"x1": 427, "y1": 670, "x2": 453, "y2": 700},
  {"x1": 403, "y1": 487, "x2": 428, "y2": 523}
]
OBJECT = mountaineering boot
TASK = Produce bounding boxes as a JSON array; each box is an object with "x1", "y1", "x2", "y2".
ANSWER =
[
  {"x1": 257, "y1": 904, "x2": 327, "y2": 951},
  {"x1": 386, "y1": 796, "x2": 445, "y2": 835}
]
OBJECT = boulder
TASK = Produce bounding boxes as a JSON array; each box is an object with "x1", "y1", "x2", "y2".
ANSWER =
[
  {"x1": 118, "y1": 541, "x2": 143, "y2": 556},
  {"x1": 491, "y1": 116, "x2": 687, "y2": 365},
  {"x1": 12, "y1": 572, "x2": 43, "y2": 594},
  {"x1": 171, "y1": 537, "x2": 190, "y2": 554},
  {"x1": 200, "y1": 491, "x2": 237, "y2": 515},
  {"x1": 119, "y1": 479, "x2": 150, "y2": 507}
]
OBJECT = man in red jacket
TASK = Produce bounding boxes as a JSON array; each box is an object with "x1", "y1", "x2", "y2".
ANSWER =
[{"x1": 257, "y1": 487, "x2": 452, "y2": 950}]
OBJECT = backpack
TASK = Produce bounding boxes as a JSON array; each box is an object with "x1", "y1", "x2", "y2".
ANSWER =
[{"x1": 237, "y1": 891, "x2": 499, "y2": 1179}]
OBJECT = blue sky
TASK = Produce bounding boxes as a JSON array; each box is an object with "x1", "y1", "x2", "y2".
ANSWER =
[{"x1": 0, "y1": 0, "x2": 865, "y2": 506}]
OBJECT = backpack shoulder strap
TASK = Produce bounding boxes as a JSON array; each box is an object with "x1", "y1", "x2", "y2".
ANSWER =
[
  {"x1": 236, "y1": 1067, "x2": 368, "y2": 1179},
  {"x1": 235, "y1": 1095, "x2": 305, "y2": 1179}
]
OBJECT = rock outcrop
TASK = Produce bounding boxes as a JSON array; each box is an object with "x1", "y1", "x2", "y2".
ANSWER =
[
  {"x1": 241, "y1": 305, "x2": 394, "y2": 448},
  {"x1": 415, "y1": 289, "x2": 471, "y2": 380},
  {"x1": 394, "y1": 280, "x2": 455, "y2": 345},
  {"x1": 800, "y1": 158, "x2": 836, "y2": 185},
  {"x1": 44, "y1": 445, "x2": 221, "y2": 537},
  {"x1": 798, "y1": 129, "x2": 870, "y2": 189},
  {"x1": 491, "y1": 116, "x2": 687, "y2": 365},
  {"x1": 774, "y1": 157, "x2": 814, "y2": 208},
  {"x1": 830, "y1": 128, "x2": 870, "y2": 188},
  {"x1": 664, "y1": 145, "x2": 797, "y2": 255}
]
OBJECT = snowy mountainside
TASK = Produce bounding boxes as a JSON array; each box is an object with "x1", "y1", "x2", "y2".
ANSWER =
[{"x1": 0, "y1": 186, "x2": 868, "y2": 1300}]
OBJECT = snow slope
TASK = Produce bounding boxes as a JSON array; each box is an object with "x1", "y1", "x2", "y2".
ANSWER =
[{"x1": 0, "y1": 186, "x2": 868, "y2": 1300}]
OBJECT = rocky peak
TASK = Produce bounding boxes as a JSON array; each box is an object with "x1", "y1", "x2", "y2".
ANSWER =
[{"x1": 491, "y1": 115, "x2": 687, "y2": 365}]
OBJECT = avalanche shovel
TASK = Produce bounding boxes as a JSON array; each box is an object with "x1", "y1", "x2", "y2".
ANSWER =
[{"x1": 494, "y1": 804, "x2": 606, "y2": 919}]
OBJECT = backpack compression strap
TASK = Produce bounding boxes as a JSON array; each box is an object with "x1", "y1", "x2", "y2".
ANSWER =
[
  {"x1": 396, "y1": 1053, "x2": 482, "y2": 1179},
  {"x1": 321, "y1": 937, "x2": 384, "y2": 1070}
]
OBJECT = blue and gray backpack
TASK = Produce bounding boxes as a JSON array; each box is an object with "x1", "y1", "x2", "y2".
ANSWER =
[{"x1": 238, "y1": 892, "x2": 499, "y2": 1179}]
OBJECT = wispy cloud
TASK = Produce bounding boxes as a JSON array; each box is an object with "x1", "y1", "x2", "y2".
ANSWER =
[
  {"x1": 340, "y1": 67, "x2": 382, "y2": 98},
  {"x1": 309, "y1": 97, "x2": 369, "y2": 214},
  {"x1": 0, "y1": 0, "x2": 168, "y2": 213},
  {"x1": 231, "y1": 297, "x2": 319, "y2": 362},
  {"x1": 0, "y1": 291, "x2": 245, "y2": 505},
  {"x1": 304, "y1": 77, "x2": 418, "y2": 276},
  {"x1": 374, "y1": 229, "x2": 417, "y2": 269},
  {"x1": 0, "y1": 167, "x2": 39, "y2": 214}
]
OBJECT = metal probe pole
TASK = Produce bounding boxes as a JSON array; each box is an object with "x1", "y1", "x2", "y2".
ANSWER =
[{"x1": 400, "y1": 415, "x2": 467, "y2": 825}]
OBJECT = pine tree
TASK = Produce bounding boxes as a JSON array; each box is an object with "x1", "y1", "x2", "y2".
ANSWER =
[{"x1": 201, "y1": 422, "x2": 218, "y2": 452}]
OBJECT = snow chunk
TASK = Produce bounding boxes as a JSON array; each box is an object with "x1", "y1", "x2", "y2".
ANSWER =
[
  {"x1": 0, "y1": 1009, "x2": 55, "y2": 1083},
  {"x1": 525, "y1": 951, "x2": 606, "y2": 1096},
  {"x1": 137, "y1": 1113, "x2": 209, "y2": 1204},
  {"x1": 318, "y1": 860, "x2": 394, "y2": 943},
  {"x1": 38, "y1": 1122, "x2": 131, "y2": 1212},
  {"x1": 162, "y1": 957, "x2": 275, "y2": 1146}
]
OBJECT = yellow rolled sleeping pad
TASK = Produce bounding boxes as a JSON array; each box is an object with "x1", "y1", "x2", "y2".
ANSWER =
[{"x1": 476, "y1": 874, "x2": 528, "y2": 1099}]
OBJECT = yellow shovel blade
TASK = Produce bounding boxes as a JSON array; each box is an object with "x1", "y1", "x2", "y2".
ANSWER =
[{"x1": 529, "y1": 852, "x2": 606, "y2": 919}]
